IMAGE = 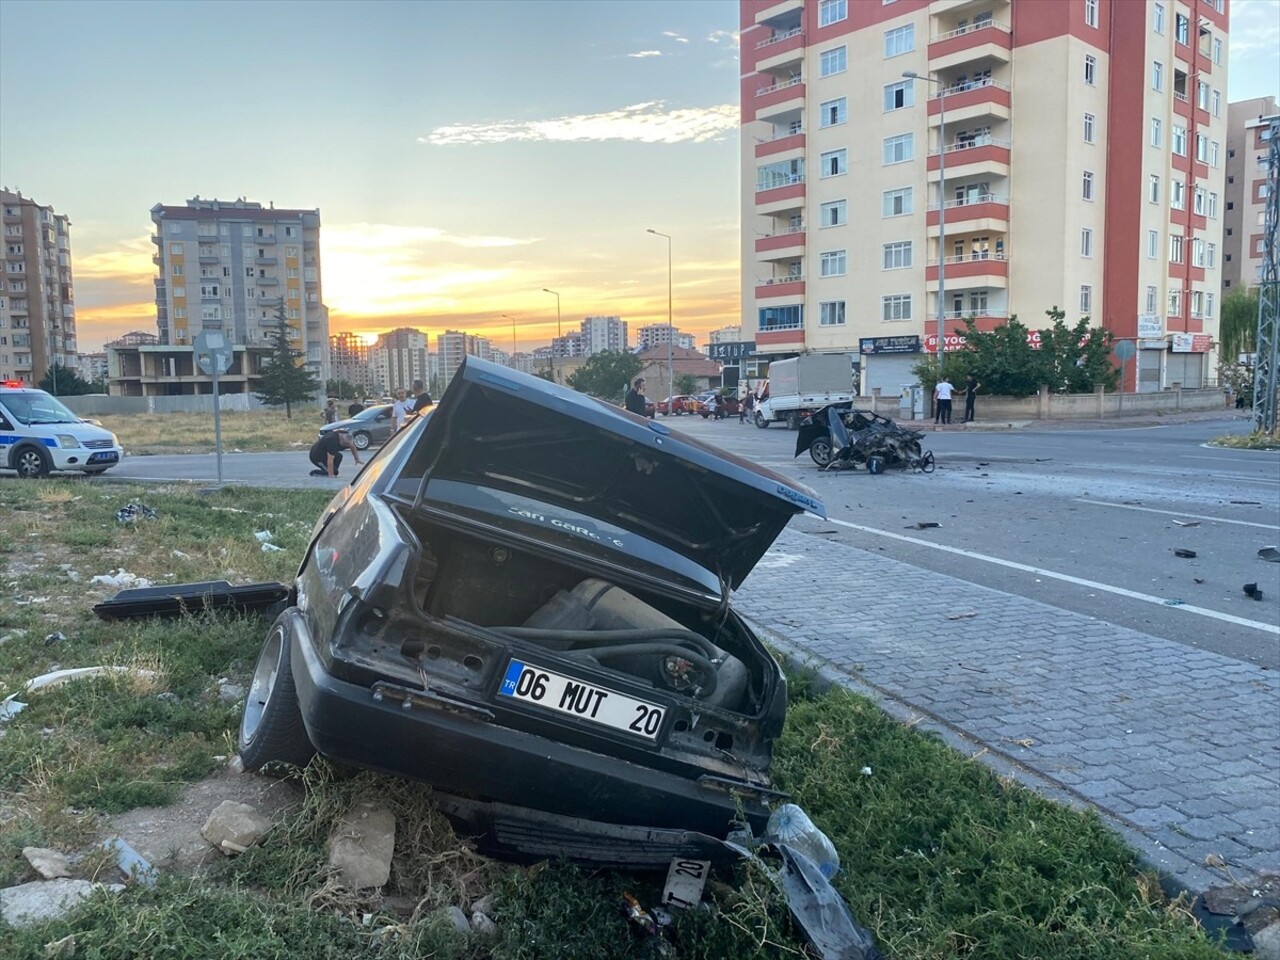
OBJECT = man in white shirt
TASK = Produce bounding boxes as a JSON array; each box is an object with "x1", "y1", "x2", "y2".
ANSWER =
[{"x1": 934, "y1": 376, "x2": 954, "y2": 425}]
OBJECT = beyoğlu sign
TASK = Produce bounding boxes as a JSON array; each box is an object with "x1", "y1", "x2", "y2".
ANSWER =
[
  {"x1": 707, "y1": 341, "x2": 755, "y2": 361},
  {"x1": 859, "y1": 335, "x2": 921, "y2": 355},
  {"x1": 923, "y1": 330, "x2": 1042, "y2": 353}
]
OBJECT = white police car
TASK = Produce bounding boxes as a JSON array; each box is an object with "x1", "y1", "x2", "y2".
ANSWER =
[{"x1": 0, "y1": 381, "x2": 124, "y2": 478}]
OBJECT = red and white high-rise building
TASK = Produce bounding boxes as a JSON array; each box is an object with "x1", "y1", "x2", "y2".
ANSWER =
[{"x1": 740, "y1": 0, "x2": 1230, "y2": 393}]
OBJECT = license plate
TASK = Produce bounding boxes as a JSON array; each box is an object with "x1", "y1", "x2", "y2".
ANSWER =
[
  {"x1": 662, "y1": 858, "x2": 711, "y2": 909},
  {"x1": 88, "y1": 452, "x2": 119, "y2": 463},
  {"x1": 498, "y1": 659, "x2": 666, "y2": 742}
]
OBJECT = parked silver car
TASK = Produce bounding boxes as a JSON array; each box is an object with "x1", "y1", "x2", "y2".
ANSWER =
[{"x1": 318, "y1": 403, "x2": 396, "y2": 450}]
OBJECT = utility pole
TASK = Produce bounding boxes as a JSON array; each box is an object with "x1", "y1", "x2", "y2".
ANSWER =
[{"x1": 1254, "y1": 118, "x2": 1279, "y2": 434}]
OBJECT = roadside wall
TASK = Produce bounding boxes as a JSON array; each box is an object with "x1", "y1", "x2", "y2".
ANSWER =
[
  {"x1": 61, "y1": 394, "x2": 277, "y2": 415},
  {"x1": 867, "y1": 386, "x2": 1227, "y2": 420}
]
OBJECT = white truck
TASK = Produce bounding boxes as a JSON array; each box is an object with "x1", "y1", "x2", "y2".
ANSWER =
[{"x1": 753, "y1": 353, "x2": 856, "y2": 430}]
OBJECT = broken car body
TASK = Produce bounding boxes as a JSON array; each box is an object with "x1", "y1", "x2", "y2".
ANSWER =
[{"x1": 239, "y1": 357, "x2": 825, "y2": 861}]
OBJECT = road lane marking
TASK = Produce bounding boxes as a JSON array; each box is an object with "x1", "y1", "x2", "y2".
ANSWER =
[
  {"x1": 817, "y1": 517, "x2": 1280, "y2": 636},
  {"x1": 1072, "y1": 498, "x2": 1279, "y2": 530}
]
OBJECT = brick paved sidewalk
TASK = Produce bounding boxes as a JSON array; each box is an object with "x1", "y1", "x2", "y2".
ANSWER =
[{"x1": 737, "y1": 528, "x2": 1280, "y2": 894}]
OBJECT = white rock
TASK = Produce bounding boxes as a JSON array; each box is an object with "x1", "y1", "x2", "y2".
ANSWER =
[
  {"x1": 200, "y1": 800, "x2": 272, "y2": 855},
  {"x1": 22, "y1": 846, "x2": 71, "y2": 879},
  {"x1": 445, "y1": 905, "x2": 471, "y2": 934},
  {"x1": 217, "y1": 683, "x2": 246, "y2": 704},
  {"x1": 327, "y1": 802, "x2": 395, "y2": 890},
  {"x1": 0, "y1": 879, "x2": 123, "y2": 928},
  {"x1": 470, "y1": 910, "x2": 497, "y2": 935}
]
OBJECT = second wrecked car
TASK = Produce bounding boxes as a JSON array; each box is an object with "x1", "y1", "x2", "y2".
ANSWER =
[{"x1": 239, "y1": 357, "x2": 825, "y2": 863}]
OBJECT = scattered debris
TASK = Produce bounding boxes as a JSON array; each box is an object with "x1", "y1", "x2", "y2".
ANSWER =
[
  {"x1": 1174, "y1": 549, "x2": 1198, "y2": 559},
  {"x1": 261, "y1": 542, "x2": 284, "y2": 553},
  {"x1": 775, "y1": 845, "x2": 883, "y2": 960},
  {"x1": 860, "y1": 766, "x2": 873, "y2": 776},
  {"x1": 662, "y1": 856, "x2": 711, "y2": 909},
  {"x1": 915, "y1": 521, "x2": 940, "y2": 529},
  {"x1": 171, "y1": 550, "x2": 191, "y2": 560},
  {"x1": 217, "y1": 682, "x2": 246, "y2": 704},
  {"x1": 1244, "y1": 583, "x2": 1264, "y2": 601},
  {"x1": 1173, "y1": 519, "x2": 1201, "y2": 527},
  {"x1": 959, "y1": 662, "x2": 988, "y2": 672},
  {"x1": 1230, "y1": 500, "x2": 1261, "y2": 505},
  {"x1": 115, "y1": 501, "x2": 158, "y2": 524},
  {"x1": 254, "y1": 530, "x2": 274, "y2": 543},
  {"x1": 622, "y1": 892, "x2": 672, "y2": 955},
  {"x1": 20, "y1": 665, "x2": 158, "y2": 695},
  {"x1": 58, "y1": 563, "x2": 82, "y2": 582},
  {"x1": 100, "y1": 836, "x2": 158, "y2": 887},
  {"x1": 43, "y1": 632, "x2": 66, "y2": 646},
  {"x1": 0, "y1": 879, "x2": 125, "y2": 929},
  {"x1": 201, "y1": 800, "x2": 273, "y2": 856},
  {"x1": 1195, "y1": 578, "x2": 1206, "y2": 584},
  {"x1": 946, "y1": 611, "x2": 979, "y2": 620},
  {"x1": 327, "y1": 802, "x2": 395, "y2": 889},
  {"x1": 22, "y1": 847, "x2": 71, "y2": 880},
  {"x1": 43, "y1": 934, "x2": 77, "y2": 959},
  {"x1": 1259, "y1": 547, "x2": 1280, "y2": 563},
  {"x1": 90, "y1": 569, "x2": 153, "y2": 590},
  {"x1": 1164, "y1": 598, "x2": 1186, "y2": 606}
]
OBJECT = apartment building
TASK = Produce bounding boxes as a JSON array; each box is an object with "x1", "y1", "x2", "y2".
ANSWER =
[
  {"x1": 150, "y1": 197, "x2": 329, "y2": 380},
  {"x1": 580, "y1": 315, "x2": 629, "y2": 354},
  {"x1": 551, "y1": 330, "x2": 586, "y2": 358},
  {"x1": 635, "y1": 323, "x2": 697, "y2": 351},
  {"x1": 369, "y1": 327, "x2": 429, "y2": 393},
  {"x1": 741, "y1": 0, "x2": 1229, "y2": 393},
  {"x1": 437, "y1": 329, "x2": 493, "y2": 387},
  {"x1": 329, "y1": 331, "x2": 373, "y2": 393},
  {"x1": 1223, "y1": 96, "x2": 1279, "y2": 294},
  {"x1": 0, "y1": 189, "x2": 76, "y2": 383}
]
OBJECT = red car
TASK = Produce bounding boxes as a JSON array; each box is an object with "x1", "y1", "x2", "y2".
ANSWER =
[{"x1": 656, "y1": 395, "x2": 695, "y2": 416}]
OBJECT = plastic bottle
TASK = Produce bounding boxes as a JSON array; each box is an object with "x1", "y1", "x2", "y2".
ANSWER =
[{"x1": 766, "y1": 803, "x2": 841, "y2": 879}]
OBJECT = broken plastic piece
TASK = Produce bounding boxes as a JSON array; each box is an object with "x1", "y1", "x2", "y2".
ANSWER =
[
  {"x1": 100, "y1": 836, "x2": 157, "y2": 887},
  {"x1": 1173, "y1": 549, "x2": 1197, "y2": 559},
  {"x1": 767, "y1": 804, "x2": 840, "y2": 879},
  {"x1": 915, "y1": 521, "x2": 940, "y2": 529},
  {"x1": 1258, "y1": 547, "x2": 1280, "y2": 562},
  {"x1": 93, "y1": 581, "x2": 289, "y2": 621},
  {"x1": 776, "y1": 844, "x2": 883, "y2": 960},
  {"x1": 116, "y1": 502, "x2": 157, "y2": 524},
  {"x1": 1243, "y1": 583, "x2": 1263, "y2": 601},
  {"x1": 1173, "y1": 520, "x2": 1200, "y2": 527}
]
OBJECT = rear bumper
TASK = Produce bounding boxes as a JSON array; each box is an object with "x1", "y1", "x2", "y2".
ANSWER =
[{"x1": 288, "y1": 618, "x2": 771, "y2": 838}]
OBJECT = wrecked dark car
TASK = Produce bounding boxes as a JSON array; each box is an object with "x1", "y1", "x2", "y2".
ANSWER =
[
  {"x1": 796, "y1": 404, "x2": 933, "y2": 474},
  {"x1": 239, "y1": 357, "x2": 825, "y2": 864}
]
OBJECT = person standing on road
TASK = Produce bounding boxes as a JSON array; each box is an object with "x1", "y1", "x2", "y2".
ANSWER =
[
  {"x1": 347, "y1": 399, "x2": 365, "y2": 417},
  {"x1": 392, "y1": 389, "x2": 411, "y2": 431},
  {"x1": 323, "y1": 399, "x2": 338, "y2": 424},
  {"x1": 625, "y1": 377, "x2": 648, "y2": 416},
  {"x1": 410, "y1": 378, "x2": 433, "y2": 414},
  {"x1": 308, "y1": 430, "x2": 363, "y2": 478},
  {"x1": 934, "y1": 376, "x2": 954, "y2": 425},
  {"x1": 740, "y1": 391, "x2": 753, "y2": 423},
  {"x1": 962, "y1": 373, "x2": 980, "y2": 423}
]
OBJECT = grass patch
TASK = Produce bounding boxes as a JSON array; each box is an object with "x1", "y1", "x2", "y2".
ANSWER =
[
  {"x1": 1209, "y1": 430, "x2": 1280, "y2": 450},
  {"x1": 95, "y1": 411, "x2": 321, "y2": 455},
  {"x1": 0, "y1": 482, "x2": 1230, "y2": 957}
]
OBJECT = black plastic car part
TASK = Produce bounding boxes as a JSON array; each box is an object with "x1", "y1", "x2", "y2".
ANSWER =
[{"x1": 92, "y1": 580, "x2": 290, "y2": 620}]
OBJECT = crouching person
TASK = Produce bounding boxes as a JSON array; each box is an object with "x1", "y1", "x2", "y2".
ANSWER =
[{"x1": 309, "y1": 429, "x2": 363, "y2": 478}]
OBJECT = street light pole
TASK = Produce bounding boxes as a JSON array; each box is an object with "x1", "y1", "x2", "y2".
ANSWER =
[
  {"x1": 541, "y1": 289, "x2": 561, "y2": 383},
  {"x1": 646, "y1": 228, "x2": 674, "y2": 402},
  {"x1": 501, "y1": 313, "x2": 517, "y2": 358},
  {"x1": 904, "y1": 71, "x2": 946, "y2": 366}
]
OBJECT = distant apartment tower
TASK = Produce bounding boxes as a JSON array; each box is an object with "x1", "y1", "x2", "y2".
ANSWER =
[
  {"x1": 636, "y1": 323, "x2": 682, "y2": 350},
  {"x1": 437, "y1": 329, "x2": 493, "y2": 386},
  {"x1": 150, "y1": 197, "x2": 329, "y2": 379},
  {"x1": 1223, "y1": 97, "x2": 1279, "y2": 294},
  {"x1": 551, "y1": 331, "x2": 585, "y2": 358},
  {"x1": 370, "y1": 328, "x2": 428, "y2": 393},
  {"x1": 708, "y1": 325, "x2": 745, "y2": 344},
  {"x1": 580, "y1": 315, "x2": 629, "y2": 354},
  {"x1": 741, "y1": 0, "x2": 1229, "y2": 393},
  {"x1": 329, "y1": 331, "x2": 373, "y2": 392},
  {"x1": 0, "y1": 189, "x2": 76, "y2": 383}
]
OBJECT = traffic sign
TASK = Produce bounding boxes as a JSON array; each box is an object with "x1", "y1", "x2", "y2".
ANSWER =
[
  {"x1": 193, "y1": 331, "x2": 233, "y2": 376},
  {"x1": 1113, "y1": 340, "x2": 1137, "y2": 362}
]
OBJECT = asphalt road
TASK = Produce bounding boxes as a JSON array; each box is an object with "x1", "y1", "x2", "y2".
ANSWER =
[{"x1": 77, "y1": 411, "x2": 1280, "y2": 668}]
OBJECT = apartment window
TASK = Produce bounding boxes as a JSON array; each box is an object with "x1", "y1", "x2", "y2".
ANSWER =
[
  {"x1": 819, "y1": 301, "x2": 846, "y2": 326},
  {"x1": 173, "y1": 307, "x2": 186, "y2": 320},
  {"x1": 818, "y1": 0, "x2": 847, "y2": 27},
  {"x1": 1194, "y1": 187, "x2": 1206, "y2": 215},
  {"x1": 1149, "y1": 117, "x2": 1162, "y2": 148},
  {"x1": 882, "y1": 241, "x2": 913, "y2": 269},
  {"x1": 1083, "y1": 113, "x2": 1096, "y2": 143},
  {"x1": 1168, "y1": 289, "x2": 1182, "y2": 316},
  {"x1": 241, "y1": 225, "x2": 253, "y2": 237},
  {"x1": 1208, "y1": 192, "x2": 1218, "y2": 218},
  {"x1": 1169, "y1": 235, "x2": 1184, "y2": 263},
  {"x1": 200, "y1": 283, "x2": 220, "y2": 297},
  {"x1": 172, "y1": 285, "x2": 185, "y2": 298},
  {"x1": 1207, "y1": 242, "x2": 1217, "y2": 268},
  {"x1": 1209, "y1": 141, "x2": 1220, "y2": 166},
  {"x1": 202, "y1": 306, "x2": 221, "y2": 321},
  {"x1": 1080, "y1": 285, "x2": 1092, "y2": 313},
  {"x1": 1146, "y1": 286, "x2": 1158, "y2": 314},
  {"x1": 1084, "y1": 0, "x2": 1098, "y2": 28},
  {"x1": 1154, "y1": 2, "x2": 1165, "y2": 32},
  {"x1": 1171, "y1": 180, "x2": 1186, "y2": 209},
  {"x1": 884, "y1": 24, "x2": 914, "y2": 57},
  {"x1": 168, "y1": 242, "x2": 183, "y2": 255},
  {"x1": 820, "y1": 200, "x2": 847, "y2": 227},
  {"x1": 1080, "y1": 228, "x2": 1094, "y2": 257},
  {"x1": 1193, "y1": 238, "x2": 1205, "y2": 267},
  {"x1": 1152, "y1": 61, "x2": 1164, "y2": 92},
  {"x1": 1213, "y1": 37, "x2": 1223, "y2": 65},
  {"x1": 883, "y1": 81, "x2": 914, "y2": 112},
  {"x1": 820, "y1": 97, "x2": 847, "y2": 127},
  {"x1": 820, "y1": 149, "x2": 847, "y2": 178},
  {"x1": 882, "y1": 187, "x2": 914, "y2": 217},
  {"x1": 820, "y1": 250, "x2": 847, "y2": 277},
  {"x1": 1148, "y1": 230, "x2": 1159, "y2": 258},
  {"x1": 1084, "y1": 55, "x2": 1097, "y2": 85},
  {"x1": 1212, "y1": 90, "x2": 1221, "y2": 117},
  {"x1": 1206, "y1": 293, "x2": 1215, "y2": 318},
  {"x1": 285, "y1": 245, "x2": 298, "y2": 257},
  {"x1": 167, "y1": 223, "x2": 182, "y2": 235},
  {"x1": 171, "y1": 264, "x2": 183, "y2": 276},
  {"x1": 1175, "y1": 13, "x2": 1189, "y2": 44},
  {"x1": 882, "y1": 133, "x2": 914, "y2": 164},
  {"x1": 1082, "y1": 170, "x2": 1095, "y2": 200},
  {"x1": 1172, "y1": 125, "x2": 1186, "y2": 155},
  {"x1": 1149, "y1": 175, "x2": 1161, "y2": 204},
  {"x1": 882, "y1": 294, "x2": 912, "y2": 322},
  {"x1": 820, "y1": 46, "x2": 847, "y2": 77}
]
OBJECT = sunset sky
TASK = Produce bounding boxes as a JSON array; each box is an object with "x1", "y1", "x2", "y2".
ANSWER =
[{"x1": 1, "y1": 0, "x2": 1277, "y2": 354}]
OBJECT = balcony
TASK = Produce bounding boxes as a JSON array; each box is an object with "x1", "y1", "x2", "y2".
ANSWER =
[
  {"x1": 256, "y1": 255, "x2": 278, "y2": 264},
  {"x1": 753, "y1": 0, "x2": 802, "y2": 25},
  {"x1": 755, "y1": 275, "x2": 805, "y2": 299},
  {"x1": 255, "y1": 233, "x2": 276, "y2": 243},
  {"x1": 927, "y1": 194, "x2": 1009, "y2": 234},
  {"x1": 928, "y1": 138, "x2": 1011, "y2": 177},
  {"x1": 755, "y1": 176, "x2": 806, "y2": 215},
  {"x1": 755, "y1": 77, "x2": 805, "y2": 121},
  {"x1": 755, "y1": 228, "x2": 806, "y2": 261},
  {"x1": 928, "y1": 78, "x2": 1011, "y2": 124},
  {"x1": 755, "y1": 27, "x2": 804, "y2": 72},
  {"x1": 755, "y1": 131, "x2": 805, "y2": 158},
  {"x1": 928, "y1": 20, "x2": 1012, "y2": 70},
  {"x1": 257, "y1": 276, "x2": 279, "y2": 286},
  {"x1": 926, "y1": 253, "x2": 1009, "y2": 286},
  {"x1": 199, "y1": 252, "x2": 220, "y2": 263}
]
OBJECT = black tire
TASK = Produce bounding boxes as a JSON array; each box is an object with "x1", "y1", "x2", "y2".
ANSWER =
[
  {"x1": 12, "y1": 445, "x2": 51, "y2": 479},
  {"x1": 351, "y1": 430, "x2": 371, "y2": 450},
  {"x1": 809, "y1": 437, "x2": 832, "y2": 467},
  {"x1": 786, "y1": 412, "x2": 800, "y2": 431},
  {"x1": 754, "y1": 411, "x2": 769, "y2": 429},
  {"x1": 867, "y1": 455, "x2": 886, "y2": 475},
  {"x1": 239, "y1": 610, "x2": 316, "y2": 773}
]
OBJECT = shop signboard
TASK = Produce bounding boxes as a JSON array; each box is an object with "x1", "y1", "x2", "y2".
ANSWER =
[
  {"x1": 707, "y1": 341, "x2": 755, "y2": 361},
  {"x1": 859, "y1": 335, "x2": 921, "y2": 355},
  {"x1": 1137, "y1": 314, "x2": 1163, "y2": 338}
]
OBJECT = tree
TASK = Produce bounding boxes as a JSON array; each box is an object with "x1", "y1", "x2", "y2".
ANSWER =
[
  {"x1": 254, "y1": 305, "x2": 321, "y2": 419},
  {"x1": 325, "y1": 379, "x2": 365, "y2": 400},
  {"x1": 565, "y1": 350, "x2": 643, "y2": 401},
  {"x1": 1220, "y1": 289, "x2": 1260, "y2": 365},
  {"x1": 38, "y1": 363, "x2": 95, "y2": 396},
  {"x1": 1037, "y1": 307, "x2": 1117, "y2": 394},
  {"x1": 675, "y1": 374, "x2": 699, "y2": 395}
]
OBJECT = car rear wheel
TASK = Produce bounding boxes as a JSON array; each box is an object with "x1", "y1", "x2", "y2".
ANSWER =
[
  {"x1": 351, "y1": 430, "x2": 372, "y2": 450},
  {"x1": 809, "y1": 437, "x2": 832, "y2": 467},
  {"x1": 239, "y1": 611, "x2": 315, "y2": 773},
  {"x1": 12, "y1": 445, "x2": 51, "y2": 479}
]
